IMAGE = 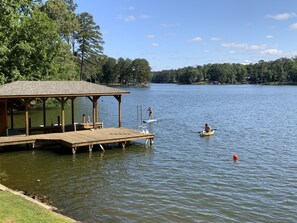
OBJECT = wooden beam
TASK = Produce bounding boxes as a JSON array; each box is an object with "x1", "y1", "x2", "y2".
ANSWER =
[
  {"x1": 114, "y1": 95, "x2": 122, "y2": 127},
  {"x1": 95, "y1": 96, "x2": 100, "y2": 123},
  {"x1": 24, "y1": 99, "x2": 30, "y2": 136},
  {"x1": 71, "y1": 97, "x2": 76, "y2": 125},
  {"x1": 10, "y1": 100, "x2": 14, "y2": 130},
  {"x1": 55, "y1": 97, "x2": 70, "y2": 133},
  {"x1": 42, "y1": 98, "x2": 47, "y2": 129},
  {"x1": 92, "y1": 96, "x2": 100, "y2": 129},
  {"x1": 61, "y1": 98, "x2": 65, "y2": 132}
]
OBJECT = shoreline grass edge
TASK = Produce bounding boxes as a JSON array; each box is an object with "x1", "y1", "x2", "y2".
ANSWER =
[{"x1": 0, "y1": 183, "x2": 79, "y2": 223}]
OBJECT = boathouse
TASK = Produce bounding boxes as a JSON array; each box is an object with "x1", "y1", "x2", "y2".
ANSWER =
[{"x1": 0, "y1": 81, "x2": 154, "y2": 153}]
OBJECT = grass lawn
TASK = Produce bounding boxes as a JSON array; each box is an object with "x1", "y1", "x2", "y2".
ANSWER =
[{"x1": 0, "y1": 191, "x2": 75, "y2": 223}]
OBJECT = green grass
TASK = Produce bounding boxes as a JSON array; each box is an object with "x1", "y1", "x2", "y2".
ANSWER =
[{"x1": 0, "y1": 191, "x2": 75, "y2": 223}]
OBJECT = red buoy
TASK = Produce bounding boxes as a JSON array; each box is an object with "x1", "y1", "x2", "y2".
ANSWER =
[{"x1": 233, "y1": 154, "x2": 238, "y2": 161}]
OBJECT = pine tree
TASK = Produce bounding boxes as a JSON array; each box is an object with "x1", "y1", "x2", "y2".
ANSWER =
[{"x1": 75, "y1": 12, "x2": 104, "y2": 80}]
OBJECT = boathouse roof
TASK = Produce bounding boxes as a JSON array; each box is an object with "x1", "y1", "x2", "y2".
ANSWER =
[{"x1": 0, "y1": 81, "x2": 129, "y2": 99}]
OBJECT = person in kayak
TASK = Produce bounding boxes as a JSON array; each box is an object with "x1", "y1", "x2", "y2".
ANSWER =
[
  {"x1": 147, "y1": 107, "x2": 153, "y2": 119},
  {"x1": 204, "y1": 123, "x2": 212, "y2": 132}
]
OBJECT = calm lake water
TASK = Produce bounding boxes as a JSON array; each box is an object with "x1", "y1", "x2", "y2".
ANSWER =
[{"x1": 1, "y1": 84, "x2": 297, "y2": 223}]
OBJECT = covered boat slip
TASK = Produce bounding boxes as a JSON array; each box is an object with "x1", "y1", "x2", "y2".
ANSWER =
[
  {"x1": 0, "y1": 81, "x2": 155, "y2": 152},
  {"x1": 0, "y1": 81, "x2": 129, "y2": 135}
]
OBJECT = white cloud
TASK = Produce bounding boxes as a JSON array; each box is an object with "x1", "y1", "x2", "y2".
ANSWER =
[
  {"x1": 140, "y1": 14, "x2": 151, "y2": 19},
  {"x1": 265, "y1": 12, "x2": 296, "y2": 21},
  {"x1": 260, "y1": 49, "x2": 283, "y2": 55},
  {"x1": 211, "y1": 37, "x2": 220, "y2": 41},
  {"x1": 151, "y1": 43, "x2": 159, "y2": 47},
  {"x1": 266, "y1": 35, "x2": 274, "y2": 39},
  {"x1": 289, "y1": 51, "x2": 297, "y2": 57},
  {"x1": 242, "y1": 60, "x2": 252, "y2": 65},
  {"x1": 190, "y1": 36, "x2": 202, "y2": 42},
  {"x1": 124, "y1": 15, "x2": 136, "y2": 22},
  {"x1": 290, "y1": 23, "x2": 297, "y2": 29},
  {"x1": 222, "y1": 42, "x2": 247, "y2": 49},
  {"x1": 222, "y1": 42, "x2": 268, "y2": 50},
  {"x1": 161, "y1": 23, "x2": 176, "y2": 28},
  {"x1": 249, "y1": 44, "x2": 268, "y2": 50},
  {"x1": 146, "y1": 34, "x2": 156, "y2": 39}
]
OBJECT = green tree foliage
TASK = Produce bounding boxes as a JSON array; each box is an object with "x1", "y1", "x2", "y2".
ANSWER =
[
  {"x1": 0, "y1": 0, "x2": 79, "y2": 83},
  {"x1": 233, "y1": 64, "x2": 247, "y2": 83},
  {"x1": 42, "y1": 0, "x2": 79, "y2": 45},
  {"x1": 75, "y1": 12, "x2": 104, "y2": 81},
  {"x1": 178, "y1": 67, "x2": 197, "y2": 84},
  {"x1": 48, "y1": 42, "x2": 78, "y2": 80},
  {"x1": 151, "y1": 70, "x2": 176, "y2": 83},
  {"x1": 16, "y1": 10, "x2": 62, "y2": 80},
  {"x1": 130, "y1": 59, "x2": 151, "y2": 85},
  {"x1": 0, "y1": 1, "x2": 151, "y2": 85},
  {"x1": 1, "y1": 3, "x2": 62, "y2": 81},
  {"x1": 152, "y1": 58, "x2": 297, "y2": 85},
  {"x1": 102, "y1": 57, "x2": 117, "y2": 84},
  {"x1": 116, "y1": 57, "x2": 133, "y2": 85},
  {"x1": 99, "y1": 57, "x2": 151, "y2": 85}
]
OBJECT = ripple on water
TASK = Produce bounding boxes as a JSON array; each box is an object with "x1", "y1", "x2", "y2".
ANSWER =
[{"x1": 1, "y1": 85, "x2": 297, "y2": 222}]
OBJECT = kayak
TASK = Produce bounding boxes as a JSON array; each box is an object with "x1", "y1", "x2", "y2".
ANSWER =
[
  {"x1": 200, "y1": 130, "x2": 215, "y2": 137},
  {"x1": 143, "y1": 119, "x2": 158, "y2": 123}
]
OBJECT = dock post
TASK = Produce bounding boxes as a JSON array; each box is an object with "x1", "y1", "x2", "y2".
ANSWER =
[
  {"x1": 150, "y1": 138, "x2": 154, "y2": 146},
  {"x1": 82, "y1": 114, "x2": 85, "y2": 123},
  {"x1": 72, "y1": 147, "x2": 77, "y2": 154},
  {"x1": 122, "y1": 142, "x2": 126, "y2": 149},
  {"x1": 99, "y1": 144, "x2": 105, "y2": 152},
  {"x1": 89, "y1": 144, "x2": 93, "y2": 153}
]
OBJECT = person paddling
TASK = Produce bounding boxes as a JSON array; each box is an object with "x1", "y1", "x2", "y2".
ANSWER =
[
  {"x1": 147, "y1": 107, "x2": 153, "y2": 119},
  {"x1": 204, "y1": 123, "x2": 212, "y2": 132}
]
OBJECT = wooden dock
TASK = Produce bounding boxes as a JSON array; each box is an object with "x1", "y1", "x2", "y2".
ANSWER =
[{"x1": 0, "y1": 128, "x2": 154, "y2": 154}]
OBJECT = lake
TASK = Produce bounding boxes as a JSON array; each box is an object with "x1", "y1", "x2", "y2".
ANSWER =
[{"x1": 1, "y1": 84, "x2": 297, "y2": 222}]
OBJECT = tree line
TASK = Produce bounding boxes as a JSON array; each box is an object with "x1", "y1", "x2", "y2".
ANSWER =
[
  {"x1": 152, "y1": 58, "x2": 297, "y2": 84},
  {"x1": 0, "y1": 0, "x2": 151, "y2": 85}
]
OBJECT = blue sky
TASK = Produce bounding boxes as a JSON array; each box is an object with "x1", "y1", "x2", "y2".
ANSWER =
[{"x1": 75, "y1": 0, "x2": 297, "y2": 71}]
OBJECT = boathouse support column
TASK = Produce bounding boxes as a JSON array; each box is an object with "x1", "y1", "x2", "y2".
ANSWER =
[
  {"x1": 114, "y1": 95, "x2": 122, "y2": 127},
  {"x1": 93, "y1": 96, "x2": 99, "y2": 129},
  {"x1": 71, "y1": 97, "x2": 76, "y2": 125},
  {"x1": 10, "y1": 100, "x2": 14, "y2": 130},
  {"x1": 0, "y1": 100, "x2": 8, "y2": 136},
  {"x1": 87, "y1": 96, "x2": 100, "y2": 129},
  {"x1": 56, "y1": 97, "x2": 69, "y2": 133},
  {"x1": 42, "y1": 98, "x2": 47, "y2": 128},
  {"x1": 24, "y1": 99, "x2": 31, "y2": 136},
  {"x1": 61, "y1": 98, "x2": 65, "y2": 132},
  {"x1": 61, "y1": 98, "x2": 67, "y2": 132}
]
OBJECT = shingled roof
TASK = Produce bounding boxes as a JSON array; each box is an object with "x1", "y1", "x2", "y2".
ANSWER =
[{"x1": 0, "y1": 81, "x2": 129, "y2": 99}]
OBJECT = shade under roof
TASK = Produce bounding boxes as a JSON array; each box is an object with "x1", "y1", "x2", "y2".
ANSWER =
[{"x1": 0, "y1": 81, "x2": 129, "y2": 99}]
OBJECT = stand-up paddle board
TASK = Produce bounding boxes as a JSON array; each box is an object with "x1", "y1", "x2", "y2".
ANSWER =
[{"x1": 143, "y1": 119, "x2": 158, "y2": 123}]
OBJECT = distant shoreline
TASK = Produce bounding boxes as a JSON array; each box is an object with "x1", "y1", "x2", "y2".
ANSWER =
[{"x1": 150, "y1": 81, "x2": 297, "y2": 85}]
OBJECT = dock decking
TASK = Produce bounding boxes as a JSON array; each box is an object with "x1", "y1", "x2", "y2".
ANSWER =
[{"x1": 0, "y1": 128, "x2": 154, "y2": 153}]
